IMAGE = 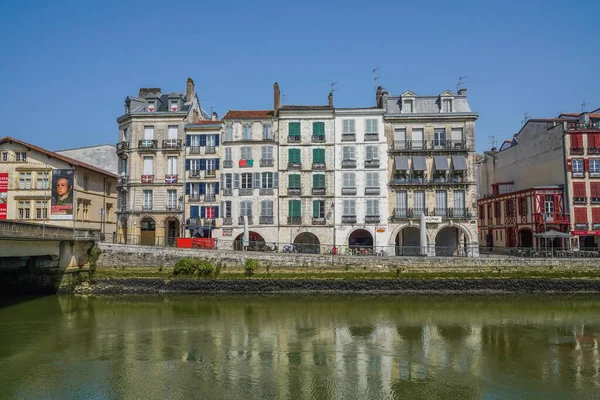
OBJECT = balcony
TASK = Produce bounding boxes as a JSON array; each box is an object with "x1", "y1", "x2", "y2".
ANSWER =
[
  {"x1": 166, "y1": 204, "x2": 181, "y2": 212},
  {"x1": 392, "y1": 208, "x2": 429, "y2": 220},
  {"x1": 574, "y1": 223, "x2": 588, "y2": 231},
  {"x1": 568, "y1": 121, "x2": 600, "y2": 131},
  {"x1": 141, "y1": 175, "x2": 154, "y2": 184},
  {"x1": 204, "y1": 194, "x2": 216, "y2": 202},
  {"x1": 592, "y1": 197, "x2": 600, "y2": 204},
  {"x1": 189, "y1": 170, "x2": 201, "y2": 178},
  {"x1": 433, "y1": 208, "x2": 473, "y2": 218},
  {"x1": 117, "y1": 175, "x2": 129, "y2": 186},
  {"x1": 222, "y1": 188, "x2": 233, "y2": 196},
  {"x1": 342, "y1": 187, "x2": 357, "y2": 195},
  {"x1": 223, "y1": 160, "x2": 233, "y2": 168},
  {"x1": 205, "y1": 146, "x2": 216, "y2": 154},
  {"x1": 430, "y1": 140, "x2": 468, "y2": 150},
  {"x1": 365, "y1": 187, "x2": 380, "y2": 195},
  {"x1": 393, "y1": 140, "x2": 426, "y2": 151},
  {"x1": 341, "y1": 133, "x2": 356, "y2": 142},
  {"x1": 259, "y1": 216, "x2": 274, "y2": 224},
  {"x1": 205, "y1": 170, "x2": 216, "y2": 178},
  {"x1": 341, "y1": 159, "x2": 356, "y2": 168},
  {"x1": 288, "y1": 161, "x2": 301, "y2": 169},
  {"x1": 260, "y1": 159, "x2": 274, "y2": 167},
  {"x1": 142, "y1": 205, "x2": 153, "y2": 211},
  {"x1": 138, "y1": 140, "x2": 158, "y2": 152},
  {"x1": 365, "y1": 215, "x2": 380, "y2": 223},
  {"x1": 188, "y1": 195, "x2": 202, "y2": 202},
  {"x1": 312, "y1": 187, "x2": 326, "y2": 196},
  {"x1": 391, "y1": 175, "x2": 427, "y2": 185},
  {"x1": 573, "y1": 197, "x2": 587, "y2": 204},
  {"x1": 342, "y1": 215, "x2": 357, "y2": 224},
  {"x1": 259, "y1": 188, "x2": 274, "y2": 196},
  {"x1": 364, "y1": 133, "x2": 379, "y2": 141},
  {"x1": 287, "y1": 135, "x2": 301, "y2": 143},
  {"x1": 239, "y1": 216, "x2": 253, "y2": 225},
  {"x1": 288, "y1": 187, "x2": 301, "y2": 195},
  {"x1": 162, "y1": 139, "x2": 183, "y2": 151},
  {"x1": 588, "y1": 147, "x2": 600, "y2": 154},
  {"x1": 189, "y1": 146, "x2": 201, "y2": 154},
  {"x1": 116, "y1": 141, "x2": 129, "y2": 154},
  {"x1": 312, "y1": 162, "x2": 326, "y2": 170},
  {"x1": 222, "y1": 217, "x2": 233, "y2": 226},
  {"x1": 311, "y1": 135, "x2": 325, "y2": 143},
  {"x1": 239, "y1": 188, "x2": 253, "y2": 196},
  {"x1": 165, "y1": 174, "x2": 178, "y2": 184},
  {"x1": 364, "y1": 159, "x2": 380, "y2": 168},
  {"x1": 570, "y1": 146, "x2": 584, "y2": 155},
  {"x1": 287, "y1": 216, "x2": 302, "y2": 225},
  {"x1": 312, "y1": 217, "x2": 326, "y2": 225}
]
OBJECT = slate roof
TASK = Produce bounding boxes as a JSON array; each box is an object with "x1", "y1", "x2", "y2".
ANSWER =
[
  {"x1": 223, "y1": 110, "x2": 274, "y2": 120},
  {"x1": 126, "y1": 92, "x2": 190, "y2": 113},
  {"x1": 383, "y1": 90, "x2": 475, "y2": 115}
]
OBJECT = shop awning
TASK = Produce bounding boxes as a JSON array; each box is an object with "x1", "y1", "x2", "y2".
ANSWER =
[
  {"x1": 434, "y1": 156, "x2": 448, "y2": 171},
  {"x1": 452, "y1": 155, "x2": 468, "y2": 171},
  {"x1": 394, "y1": 156, "x2": 409, "y2": 170},
  {"x1": 412, "y1": 156, "x2": 427, "y2": 171}
]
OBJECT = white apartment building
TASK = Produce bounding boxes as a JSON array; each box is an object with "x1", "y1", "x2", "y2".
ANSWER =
[{"x1": 333, "y1": 108, "x2": 390, "y2": 253}]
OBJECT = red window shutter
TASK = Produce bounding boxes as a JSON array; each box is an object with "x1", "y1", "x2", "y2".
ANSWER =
[
  {"x1": 573, "y1": 134, "x2": 583, "y2": 148},
  {"x1": 575, "y1": 208, "x2": 588, "y2": 223},
  {"x1": 584, "y1": 159, "x2": 590, "y2": 171},
  {"x1": 592, "y1": 208, "x2": 600, "y2": 223},
  {"x1": 573, "y1": 182, "x2": 586, "y2": 197},
  {"x1": 591, "y1": 183, "x2": 600, "y2": 198},
  {"x1": 589, "y1": 134, "x2": 596, "y2": 148},
  {"x1": 567, "y1": 159, "x2": 572, "y2": 172}
]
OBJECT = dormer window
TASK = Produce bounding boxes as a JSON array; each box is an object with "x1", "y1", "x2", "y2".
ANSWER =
[
  {"x1": 402, "y1": 99, "x2": 414, "y2": 113},
  {"x1": 170, "y1": 100, "x2": 178, "y2": 112},
  {"x1": 125, "y1": 102, "x2": 130, "y2": 114},
  {"x1": 442, "y1": 99, "x2": 453, "y2": 113},
  {"x1": 148, "y1": 101, "x2": 155, "y2": 112}
]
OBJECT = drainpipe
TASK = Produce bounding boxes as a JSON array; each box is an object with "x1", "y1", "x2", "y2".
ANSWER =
[
  {"x1": 332, "y1": 110, "x2": 337, "y2": 252},
  {"x1": 102, "y1": 176, "x2": 107, "y2": 240}
]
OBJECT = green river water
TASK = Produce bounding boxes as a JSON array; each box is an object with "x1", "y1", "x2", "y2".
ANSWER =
[{"x1": 0, "y1": 294, "x2": 599, "y2": 399}]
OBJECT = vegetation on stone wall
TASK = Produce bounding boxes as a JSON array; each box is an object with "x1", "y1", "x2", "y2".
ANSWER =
[
  {"x1": 173, "y1": 258, "x2": 215, "y2": 277},
  {"x1": 88, "y1": 245, "x2": 102, "y2": 274},
  {"x1": 244, "y1": 259, "x2": 259, "y2": 276}
]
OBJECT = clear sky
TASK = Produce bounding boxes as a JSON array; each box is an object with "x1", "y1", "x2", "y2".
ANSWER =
[{"x1": 1, "y1": 0, "x2": 598, "y2": 153}]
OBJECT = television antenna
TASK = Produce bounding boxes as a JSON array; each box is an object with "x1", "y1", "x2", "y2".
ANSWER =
[
  {"x1": 282, "y1": 94, "x2": 289, "y2": 104},
  {"x1": 330, "y1": 82, "x2": 338, "y2": 93},
  {"x1": 521, "y1": 112, "x2": 531, "y2": 126},
  {"x1": 582, "y1": 101, "x2": 589, "y2": 113},
  {"x1": 457, "y1": 76, "x2": 468, "y2": 93},
  {"x1": 373, "y1": 67, "x2": 382, "y2": 88},
  {"x1": 488, "y1": 135, "x2": 498, "y2": 149}
]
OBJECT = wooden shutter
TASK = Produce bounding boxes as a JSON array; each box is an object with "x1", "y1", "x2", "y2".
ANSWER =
[
  {"x1": 591, "y1": 182, "x2": 600, "y2": 198},
  {"x1": 584, "y1": 159, "x2": 590, "y2": 172},
  {"x1": 573, "y1": 182, "x2": 586, "y2": 198},
  {"x1": 574, "y1": 207, "x2": 588, "y2": 223},
  {"x1": 253, "y1": 172, "x2": 261, "y2": 188},
  {"x1": 233, "y1": 173, "x2": 240, "y2": 189},
  {"x1": 572, "y1": 134, "x2": 583, "y2": 148},
  {"x1": 273, "y1": 172, "x2": 279, "y2": 188},
  {"x1": 567, "y1": 159, "x2": 572, "y2": 172}
]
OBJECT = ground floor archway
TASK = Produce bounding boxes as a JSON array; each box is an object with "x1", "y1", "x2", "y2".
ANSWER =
[
  {"x1": 294, "y1": 232, "x2": 321, "y2": 254},
  {"x1": 164, "y1": 217, "x2": 180, "y2": 246},
  {"x1": 348, "y1": 229, "x2": 373, "y2": 255},
  {"x1": 234, "y1": 231, "x2": 265, "y2": 251},
  {"x1": 519, "y1": 229, "x2": 533, "y2": 248},
  {"x1": 140, "y1": 217, "x2": 156, "y2": 246},
  {"x1": 435, "y1": 226, "x2": 463, "y2": 256},
  {"x1": 395, "y1": 227, "x2": 421, "y2": 256}
]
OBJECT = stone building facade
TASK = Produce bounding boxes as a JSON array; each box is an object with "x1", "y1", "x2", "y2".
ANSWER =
[
  {"x1": 379, "y1": 87, "x2": 479, "y2": 257},
  {"x1": 0, "y1": 136, "x2": 117, "y2": 237},
  {"x1": 115, "y1": 78, "x2": 208, "y2": 246}
]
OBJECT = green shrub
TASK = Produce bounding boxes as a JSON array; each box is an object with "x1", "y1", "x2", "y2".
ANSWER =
[
  {"x1": 196, "y1": 260, "x2": 214, "y2": 277},
  {"x1": 88, "y1": 245, "x2": 101, "y2": 274},
  {"x1": 214, "y1": 262, "x2": 223, "y2": 277},
  {"x1": 173, "y1": 258, "x2": 195, "y2": 276},
  {"x1": 244, "y1": 259, "x2": 259, "y2": 276}
]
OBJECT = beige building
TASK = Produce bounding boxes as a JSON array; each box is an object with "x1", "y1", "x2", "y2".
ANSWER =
[
  {"x1": 0, "y1": 136, "x2": 117, "y2": 237},
  {"x1": 379, "y1": 87, "x2": 479, "y2": 257},
  {"x1": 115, "y1": 78, "x2": 208, "y2": 246}
]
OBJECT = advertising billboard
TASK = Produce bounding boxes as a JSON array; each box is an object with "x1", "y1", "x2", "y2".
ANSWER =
[
  {"x1": 51, "y1": 169, "x2": 74, "y2": 220},
  {"x1": 0, "y1": 173, "x2": 7, "y2": 220}
]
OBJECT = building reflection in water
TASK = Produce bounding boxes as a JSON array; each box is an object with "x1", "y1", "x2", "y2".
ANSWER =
[{"x1": 0, "y1": 295, "x2": 599, "y2": 399}]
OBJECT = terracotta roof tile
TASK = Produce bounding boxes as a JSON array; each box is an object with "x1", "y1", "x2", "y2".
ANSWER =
[{"x1": 223, "y1": 110, "x2": 274, "y2": 120}]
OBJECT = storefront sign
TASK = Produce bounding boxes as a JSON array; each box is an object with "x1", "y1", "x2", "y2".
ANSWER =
[
  {"x1": 376, "y1": 228, "x2": 386, "y2": 233},
  {"x1": 424, "y1": 216, "x2": 442, "y2": 223},
  {"x1": 0, "y1": 173, "x2": 7, "y2": 220},
  {"x1": 222, "y1": 228, "x2": 233, "y2": 237}
]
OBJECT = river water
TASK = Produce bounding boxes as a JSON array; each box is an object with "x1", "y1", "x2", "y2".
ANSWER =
[{"x1": 0, "y1": 295, "x2": 599, "y2": 399}]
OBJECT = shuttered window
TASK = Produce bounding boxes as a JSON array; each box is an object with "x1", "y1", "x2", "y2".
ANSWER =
[
  {"x1": 574, "y1": 207, "x2": 588, "y2": 223},
  {"x1": 288, "y1": 148, "x2": 301, "y2": 163},
  {"x1": 312, "y1": 174, "x2": 325, "y2": 189},
  {"x1": 312, "y1": 148, "x2": 325, "y2": 163},
  {"x1": 312, "y1": 122, "x2": 325, "y2": 136},
  {"x1": 288, "y1": 174, "x2": 301, "y2": 188},
  {"x1": 288, "y1": 200, "x2": 301, "y2": 217},
  {"x1": 313, "y1": 200, "x2": 325, "y2": 218},
  {"x1": 288, "y1": 122, "x2": 301, "y2": 136},
  {"x1": 261, "y1": 200, "x2": 273, "y2": 217}
]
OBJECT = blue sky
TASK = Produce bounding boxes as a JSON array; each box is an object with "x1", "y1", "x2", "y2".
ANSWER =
[{"x1": 1, "y1": 0, "x2": 598, "y2": 152}]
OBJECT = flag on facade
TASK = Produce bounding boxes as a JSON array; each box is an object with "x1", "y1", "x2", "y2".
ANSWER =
[
  {"x1": 165, "y1": 175, "x2": 178, "y2": 184},
  {"x1": 142, "y1": 175, "x2": 153, "y2": 183},
  {"x1": 239, "y1": 159, "x2": 248, "y2": 167}
]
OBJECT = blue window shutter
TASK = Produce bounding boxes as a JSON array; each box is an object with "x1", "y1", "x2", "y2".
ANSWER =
[
  {"x1": 215, "y1": 159, "x2": 220, "y2": 170},
  {"x1": 214, "y1": 206, "x2": 219, "y2": 218},
  {"x1": 215, "y1": 182, "x2": 219, "y2": 194},
  {"x1": 200, "y1": 135, "x2": 207, "y2": 146},
  {"x1": 200, "y1": 159, "x2": 207, "y2": 170},
  {"x1": 215, "y1": 134, "x2": 219, "y2": 146},
  {"x1": 200, "y1": 207, "x2": 206, "y2": 218},
  {"x1": 185, "y1": 183, "x2": 190, "y2": 195},
  {"x1": 234, "y1": 173, "x2": 240, "y2": 189},
  {"x1": 274, "y1": 172, "x2": 279, "y2": 188},
  {"x1": 185, "y1": 159, "x2": 190, "y2": 171},
  {"x1": 186, "y1": 135, "x2": 191, "y2": 146},
  {"x1": 200, "y1": 183, "x2": 206, "y2": 194},
  {"x1": 190, "y1": 206, "x2": 199, "y2": 218}
]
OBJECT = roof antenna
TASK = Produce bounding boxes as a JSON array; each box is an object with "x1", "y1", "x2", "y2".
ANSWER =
[
  {"x1": 330, "y1": 82, "x2": 338, "y2": 93},
  {"x1": 521, "y1": 112, "x2": 530, "y2": 126},
  {"x1": 457, "y1": 76, "x2": 468, "y2": 93},
  {"x1": 373, "y1": 67, "x2": 381, "y2": 90},
  {"x1": 488, "y1": 135, "x2": 497, "y2": 150},
  {"x1": 282, "y1": 94, "x2": 289, "y2": 105},
  {"x1": 582, "y1": 101, "x2": 589, "y2": 113}
]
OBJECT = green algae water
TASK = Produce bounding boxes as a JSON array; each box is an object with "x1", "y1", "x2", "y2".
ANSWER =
[{"x1": 0, "y1": 295, "x2": 599, "y2": 399}]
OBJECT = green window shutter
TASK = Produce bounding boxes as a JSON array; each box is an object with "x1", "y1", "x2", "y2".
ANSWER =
[
  {"x1": 312, "y1": 122, "x2": 324, "y2": 136},
  {"x1": 289, "y1": 200, "x2": 301, "y2": 217},
  {"x1": 289, "y1": 148, "x2": 300, "y2": 162},
  {"x1": 289, "y1": 122, "x2": 300, "y2": 136},
  {"x1": 313, "y1": 148, "x2": 324, "y2": 163},
  {"x1": 313, "y1": 200, "x2": 320, "y2": 218},
  {"x1": 289, "y1": 174, "x2": 300, "y2": 188},
  {"x1": 313, "y1": 174, "x2": 324, "y2": 188}
]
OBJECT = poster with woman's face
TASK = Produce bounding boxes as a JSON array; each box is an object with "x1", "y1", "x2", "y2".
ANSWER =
[{"x1": 51, "y1": 169, "x2": 74, "y2": 220}]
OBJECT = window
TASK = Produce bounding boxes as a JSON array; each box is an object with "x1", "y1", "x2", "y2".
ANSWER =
[
  {"x1": 261, "y1": 200, "x2": 273, "y2": 217},
  {"x1": 240, "y1": 146, "x2": 253, "y2": 160},
  {"x1": 519, "y1": 197, "x2": 528, "y2": 215},
  {"x1": 240, "y1": 200, "x2": 252, "y2": 216},
  {"x1": 19, "y1": 172, "x2": 32, "y2": 189},
  {"x1": 574, "y1": 208, "x2": 587, "y2": 224},
  {"x1": 403, "y1": 99, "x2": 413, "y2": 113},
  {"x1": 435, "y1": 190, "x2": 448, "y2": 215},
  {"x1": 261, "y1": 146, "x2": 273, "y2": 161},
  {"x1": 122, "y1": 127, "x2": 129, "y2": 141},
  {"x1": 366, "y1": 172, "x2": 379, "y2": 188},
  {"x1": 261, "y1": 172, "x2": 273, "y2": 189},
  {"x1": 365, "y1": 146, "x2": 378, "y2": 161},
  {"x1": 223, "y1": 173, "x2": 232, "y2": 188},
  {"x1": 147, "y1": 101, "x2": 155, "y2": 112},
  {"x1": 82, "y1": 202, "x2": 89, "y2": 220},
  {"x1": 288, "y1": 148, "x2": 301, "y2": 163},
  {"x1": 313, "y1": 174, "x2": 325, "y2": 189},
  {"x1": 434, "y1": 128, "x2": 446, "y2": 147},
  {"x1": 242, "y1": 124, "x2": 252, "y2": 140},
  {"x1": 573, "y1": 182, "x2": 587, "y2": 203},
  {"x1": 414, "y1": 190, "x2": 425, "y2": 215},
  {"x1": 225, "y1": 148, "x2": 232, "y2": 161},
  {"x1": 288, "y1": 200, "x2": 301, "y2": 218},
  {"x1": 189, "y1": 183, "x2": 201, "y2": 197},
  {"x1": 241, "y1": 173, "x2": 253, "y2": 189},
  {"x1": 343, "y1": 119, "x2": 355, "y2": 134},
  {"x1": 343, "y1": 200, "x2": 356, "y2": 216},
  {"x1": 366, "y1": 199, "x2": 379, "y2": 216},
  {"x1": 343, "y1": 172, "x2": 355, "y2": 188},
  {"x1": 83, "y1": 175, "x2": 89, "y2": 191},
  {"x1": 105, "y1": 181, "x2": 111, "y2": 195},
  {"x1": 313, "y1": 200, "x2": 325, "y2": 218},
  {"x1": 411, "y1": 128, "x2": 424, "y2": 149},
  {"x1": 288, "y1": 174, "x2": 301, "y2": 188},
  {"x1": 451, "y1": 128, "x2": 463, "y2": 143},
  {"x1": 288, "y1": 122, "x2": 301, "y2": 136},
  {"x1": 144, "y1": 126, "x2": 154, "y2": 139},
  {"x1": 206, "y1": 159, "x2": 216, "y2": 171},
  {"x1": 18, "y1": 201, "x2": 30, "y2": 219},
  {"x1": 544, "y1": 195, "x2": 554, "y2": 215},
  {"x1": 225, "y1": 125, "x2": 233, "y2": 141},
  {"x1": 263, "y1": 124, "x2": 272, "y2": 140},
  {"x1": 572, "y1": 159, "x2": 583, "y2": 176},
  {"x1": 206, "y1": 135, "x2": 216, "y2": 147},
  {"x1": 36, "y1": 172, "x2": 49, "y2": 189},
  {"x1": 223, "y1": 201, "x2": 232, "y2": 218},
  {"x1": 143, "y1": 157, "x2": 153, "y2": 175},
  {"x1": 170, "y1": 100, "x2": 178, "y2": 112},
  {"x1": 143, "y1": 190, "x2": 153, "y2": 209},
  {"x1": 342, "y1": 146, "x2": 355, "y2": 160},
  {"x1": 1, "y1": 152, "x2": 8, "y2": 162},
  {"x1": 189, "y1": 159, "x2": 201, "y2": 172},
  {"x1": 119, "y1": 158, "x2": 127, "y2": 175},
  {"x1": 365, "y1": 119, "x2": 378, "y2": 134},
  {"x1": 167, "y1": 190, "x2": 177, "y2": 208},
  {"x1": 590, "y1": 159, "x2": 600, "y2": 176},
  {"x1": 168, "y1": 125, "x2": 178, "y2": 139},
  {"x1": 312, "y1": 122, "x2": 325, "y2": 136},
  {"x1": 313, "y1": 148, "x2": 325, "y2": 163},
  {"x1": 442, "y1": 99, "x2": 452, "y2": 113},
  {"x1": 35, "y1": 201, "x2": 48, "y2": 219},
  {"x1": 454, "y1": 190, "x2": 466, "y2": 216},
  {"x1": 15, "y1": 152, "x2": 27, "y2": 162}
]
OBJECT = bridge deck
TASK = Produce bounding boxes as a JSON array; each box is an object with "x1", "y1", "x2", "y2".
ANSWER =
[{"x1": 0, "y1": 220, "x2": 100, "y2": 241}]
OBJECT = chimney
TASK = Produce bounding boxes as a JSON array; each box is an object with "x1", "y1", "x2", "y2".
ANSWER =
[
  {"x1": 138, "y1": 88, "x2": 161, "y2": 98},
  {"x1": 328, "y1": 91, "x2": 334, "y2": 108},
  {"x1": 376, "y1": 86, "x2": 383, "y2": 107},
  {"x1": 186, "y1": 77, "x2": 195, "y2": 102},
  {"x1": 212, "y1": 111, "x2": 218, "y2": 121},
  {"x1": 458, "y1": 88, "x2": 467, "y2": 96},
  {"x1": 274, "y1": 82, "x2": 281, "y2": 115}
]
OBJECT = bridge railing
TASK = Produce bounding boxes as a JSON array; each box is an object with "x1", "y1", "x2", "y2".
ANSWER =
[{"x1": 0, "y1": 220, "x2": 101, "y2": 241}]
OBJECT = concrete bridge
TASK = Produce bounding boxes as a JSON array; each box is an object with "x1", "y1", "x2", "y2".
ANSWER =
[{"x1": 0, "y1": 220, "x2": 99, "y2": 294}]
